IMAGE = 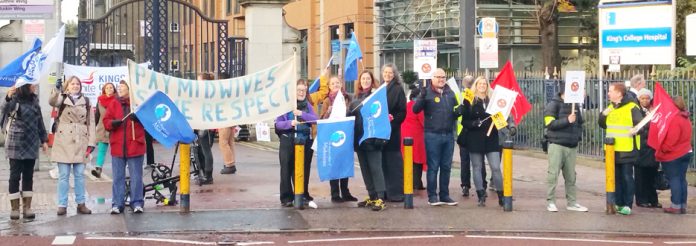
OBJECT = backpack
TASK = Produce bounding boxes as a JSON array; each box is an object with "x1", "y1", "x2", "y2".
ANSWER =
[{"x1": 51, "y1": 95, "x2": 91, "y2": 134}]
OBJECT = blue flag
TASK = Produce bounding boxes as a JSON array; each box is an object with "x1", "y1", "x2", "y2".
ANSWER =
[
  {"x1": 316, "y1": 117, "x2": 355, "y2": 182},
  {"x1": 344, "y1": 32, "x2": 362, "y2": 81},
  {"x1": 0, "y1": 39, "x2": 42, "y2": 87},
  {"x1": 359, "y1": 84, "x2": 391, "y2": 144},
  {"x1": 308, "y1": 77, "x2": 321, "y2": 94},
  {"x1": 134, "y1": 91, "x2": 196, "y2": 148}
]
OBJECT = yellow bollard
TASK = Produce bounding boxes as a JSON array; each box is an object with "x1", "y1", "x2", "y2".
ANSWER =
[
  {"x1": 403, "y1": 137, "x2": 414, "y2": 209},
  {"x1": 502, "y1": 140, "x2": 513, "y2": 211},
  {"x1": 604, "y1": 138, "x2": 616, "y2": 214},
  {"x1": 294, "y1": 143, "x2": 305, "y2": 209},
  {"x1": 179, "y1": 143, "x2": 191, "y2": 213}
]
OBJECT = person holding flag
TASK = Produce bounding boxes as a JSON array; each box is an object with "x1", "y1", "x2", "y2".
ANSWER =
[
  {"x1": 412, "y1": 68, "x2": 461, "y2": 206},
  {"x1": 319, "y1": 76, "x2": 357, "y2": 203},
  {"x1": 650, "y1": 88, "x2": 692, "y2": 214},
  {"x1": 598, "y1": 82, "x2": 643, "y2": 216},
  {"x1": 275, "y1": 79, "x2": 319, "y2": 208},
  {"x1": 461, "y1": 77, "x2": 504, "y2": 207},
  {"x1": 308, "y1": 68, "x2": 332, "y2": 137},
  {"x1": 349, "y1": 70, "x2": 387, "y2": 211},
  {"x1": 50, "y1": 76, "x2": 96, "y2": 216},
  {"x1": 380, "y1": 64, "x2": 407, "y2": 202},
  {"x1": 103, "y1": 81, "x2": 147, "y2": 214}
]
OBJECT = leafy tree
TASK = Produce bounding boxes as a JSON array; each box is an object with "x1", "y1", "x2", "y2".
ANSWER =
[{"x1": 535, "y1": 0, "x2": 561, "y2": 70}]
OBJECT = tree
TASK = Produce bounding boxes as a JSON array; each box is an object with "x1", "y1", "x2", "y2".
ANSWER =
[
  {"x1": 65, "y1": 20, "x2": 78, "y2": 37},
  {"x1": 535, "y1": 0, "x2": 561, "y2": 71}
]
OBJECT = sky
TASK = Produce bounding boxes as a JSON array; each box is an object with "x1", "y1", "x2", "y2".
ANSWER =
[{"x1": 62, "y1": 0, "x2": 79, "y2": 23}]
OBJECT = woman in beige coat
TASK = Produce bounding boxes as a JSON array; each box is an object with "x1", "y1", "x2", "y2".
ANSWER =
[{"x1": 49, "y1": 76, "x2": 96, "y2": 216}]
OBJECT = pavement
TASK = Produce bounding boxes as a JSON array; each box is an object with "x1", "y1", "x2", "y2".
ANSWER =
[{"x1": 0, "y1": 140, "x2": 695, "y2": 238}]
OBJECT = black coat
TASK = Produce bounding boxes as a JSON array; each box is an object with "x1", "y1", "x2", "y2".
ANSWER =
[
  {"x1": 383, "y1": 81, "x2": 406, "y2": 151},
  {"x1": 2, "y1": 95, "x2": 47, "y2": 160},
  {"x1": 412, "y1": 85, "x2": 459, "y2": 134},
  {"x1": 544, "y1": 95, "x2": 584, "y2": 148},
  {"x1": 461, "y1": 97, "x2": 501, "y2": 153}
]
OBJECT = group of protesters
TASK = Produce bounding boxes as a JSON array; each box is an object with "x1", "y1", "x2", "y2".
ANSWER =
[{"x1": 276, "y1": 65, "x2": 692, "y2": 215}]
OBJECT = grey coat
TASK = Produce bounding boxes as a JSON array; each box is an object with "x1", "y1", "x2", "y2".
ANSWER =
[
  {"x1": 49, "y1": 89, "x2": 96, "y2": 164},
  {"x1": 2, "y1": 94, "x2": 48, "y2": 160}
]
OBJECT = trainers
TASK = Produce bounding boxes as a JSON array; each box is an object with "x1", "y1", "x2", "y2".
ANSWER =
[
  {"x1": 428, "y1": 197, "x2": 443, "y2": 206},
  {"x1": 357, "y1": 197, "x2": 373, "y2": 207},
  {"x1": 440, "y1": 197, "x2": 458, "y2": 206},
  {"x1": 220, "y1": 165, "x2": 237, "y2": 174},
  {"x1": 110, "y1": 207, "x2": 121, "y2": 214},
  {"x1": 133, "y1": 206, "x2": 144, "y2": 213},
  {"x1": 370, "y1": 199, "x2": 386, "y2": 211},
  {"x1": 567, "y1": 203, "x2": 588, "y2": 212},
  {"x1": 307, "y1": 201, "x2": 318, "y2": 209},
  {"x1": 547, "y1": 203, "x2": 558, "y2": 212},
  {"x1": 617, "y1": 206, "x2": 632, "y2": 215}
]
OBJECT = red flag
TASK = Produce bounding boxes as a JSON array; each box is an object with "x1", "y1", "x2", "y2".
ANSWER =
[
  {"x1": 647, "y1": 82, "x2": 679, "y2": 150},
  {"x1": 490, "y1": 61, "x2": 532, "y2": 125}
]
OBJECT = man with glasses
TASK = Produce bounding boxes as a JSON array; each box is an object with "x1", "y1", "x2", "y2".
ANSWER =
[{"x1": 412, "y1": 68, "x2": 462, "y2": 206}]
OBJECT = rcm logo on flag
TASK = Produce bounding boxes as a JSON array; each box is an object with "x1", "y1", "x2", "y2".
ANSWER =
[
  {"x1": 370, "y1": 101, "x2": 383, "y2": 117},
  {"x1": 155, "y1": 104, "x2": 172, "y2": 122},
  {"x1": 19, "y1": 49, "x2": 46, "y2": 83},
  {"x1": 330, "y1": 131, "x2": 347, "y2": 147}
]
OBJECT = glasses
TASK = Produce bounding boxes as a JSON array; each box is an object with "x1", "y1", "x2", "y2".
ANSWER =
[{"x1": 433, "y1": 76, "x2": 446, "y2": 79}]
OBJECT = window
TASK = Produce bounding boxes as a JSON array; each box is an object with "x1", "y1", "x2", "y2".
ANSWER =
[
  {"x1": 227, "y1": 0, "x2": 232, "y2": 15},
  {"x1": 234, "y1": 0, "x2": 241, "y2": 14},
  {"x1": 344, "y1": 23, "x2": 354, "y2": 39},
  {"x1": 300, "y1": 30, "x2": 308, "y2": 79},
  {"x1": 203, "y1": 43, "x2": 209, "y2": 71}
]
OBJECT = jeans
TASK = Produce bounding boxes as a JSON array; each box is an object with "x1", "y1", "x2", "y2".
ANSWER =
[
  {"x1": 546, "y1": 144, "x2": 578, "y2": 206},
  {"x1": 470, "y1": 152, "x2": 502, "y2": 191},
  {"x1": 8, "y1": 159, "x2": 36, "y2": 194},
  {"x1": 663, "y1": 152, "x2": 692, "y2": 209},
  {"x1": 424, "y1": 132, "x2": 455, "y2": 200},
  {"x1": 112, "y1": 155, "x2": 144, "y2": 209},
  {"x1": 615, "y1": 163, "x2": 635, "y2": 208},
  {"x1": 459, "y1": 144, "x2": 486, "y2": 189},
  {"x1": 278, "y1": 135, "x2": 313, "y2": 203},
  {"x1": 57, "y1": 163, "x2": 86, "y2": 207},
  {"x1": 357, "y1": 150, "x2": 385, "y2": 200},
  {"x1": 95, "y1": 142, "x2": 109, "y2": 168}
]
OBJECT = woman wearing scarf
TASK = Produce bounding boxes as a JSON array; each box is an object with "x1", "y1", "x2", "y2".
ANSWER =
[
  {"x1": 380, "y1": 64, "x2": 407, "y2": 202},
  {"x1": 91, "y1": 82, "x2": 117, "y2": 178},
  {"x1": 49, "y1": 76, "x2": 96, "y2": 215}
]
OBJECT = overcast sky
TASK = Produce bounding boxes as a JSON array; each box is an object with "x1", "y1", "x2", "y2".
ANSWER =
[{"x1": 62, "y1": 0, "x2": 79, "y2": 23}]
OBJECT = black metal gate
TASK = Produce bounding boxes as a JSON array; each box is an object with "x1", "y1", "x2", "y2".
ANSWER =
[{"x1": 70, "y1": 0, "x2": 245, "y2": 78}]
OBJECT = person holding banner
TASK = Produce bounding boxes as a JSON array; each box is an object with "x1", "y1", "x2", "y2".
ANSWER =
[
  {"x1": 461, "y1": 77, "x2": 503, "y2": 207},
  {"x1": 380, "y1": 64, "x2": 407, "y2": 202},
  {"x1": 634, "y1": 88, "x2": 661, "y2": 209},
  {"x1": 104, "y1": 81, "x2": 147, "y2": 214},
  {"x1": 598, "y1": 82, "x2": 644, "y2": 216},
  {"x1": 92, "y1": 82, "x2": 117, "y2": 178},
  {"x1": 543, "y1": 82, "x2": 587, "y2": 212},
  {"x1": 2, "y1": 84, "x2": 49, "y2": 220},
  {"x1": 50, "y1": 76, "x2": 96, "y2": 216},
  {"x1": 350, "y1": 70, "x2": 387, "y2": 211},
  {"x1": 320, "y1": 76, "x2": 358, "y2": 203},
  {"x1": 194, "y1": 73, "x2": 216, "y2": 184},
  {"x1": 654, "y1": 96, "x2": 692, "y2": 214},
  {"x1": 412, "y1": 68, "x2": 460, "y2": 206},
  {"x1": 275, "y1": 79, "x2": 318, "y2": 208}
]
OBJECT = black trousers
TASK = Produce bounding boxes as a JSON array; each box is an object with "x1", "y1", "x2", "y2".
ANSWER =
[
  {"x1": 635, "y1": 165, "x2": 659, "y2": 205},
  {"x1": 145, "y1": 132, "x2": 155, "y2": 164},
  {"x1": 9, "y1": 159, "x2": 36, "y2": 194},
  {"x1": 196, "y1": 130, "x2": 215, "y2": 172},
  {"x1": 330, "y1": 178, "x2": 350, "y2": 197},
  {"x1": 382, "y1": 150, "x2": 404, "y2": 201},
  {"x1": 278, "y1": 135, "x2": 313, "y2": 203}
]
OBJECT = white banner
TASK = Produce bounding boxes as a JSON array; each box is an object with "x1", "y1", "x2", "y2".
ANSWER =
[
  {"x1": 64, "y1": 63, "x2": 129, "y2": 105},
  {"x1": 479, "y1": 38, "x2": 498, "y2": 69},
  {"x1": 413, "y1": 39, "x2": 437, "y2": 80},
  {"x1": 128, "y1": 57, "x2": 297, "y2": 129}
]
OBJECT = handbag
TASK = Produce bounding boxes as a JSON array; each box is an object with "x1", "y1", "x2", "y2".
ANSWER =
[{"x1": 654, "y1": 168, "x2": 670, "y2": 191}]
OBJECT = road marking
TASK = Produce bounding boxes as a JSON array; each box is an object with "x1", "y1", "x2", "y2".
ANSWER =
[
  {"x1": 465, "y1": 235, "x2": 653, "y2": 244},
  {"x1": 287, "y1": 235, "x2": 454, "y2": 244},
  {"x1": 52, "y1": 236, "x2": 76, "y2": 245},
  {"x1": 664, "y1": 242, "x2": 696, "y2": 244},
  {"x1": 234, "y1": 242, "x2": 275, "y2": 246},
  {"x1": 85, "y1": 236, "x2": 215, "y2": 245}
]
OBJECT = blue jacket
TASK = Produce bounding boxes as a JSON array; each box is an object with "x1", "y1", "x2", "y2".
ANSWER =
[{"x1": 412, "y1": 85, "x2": 459, "y2": 134}]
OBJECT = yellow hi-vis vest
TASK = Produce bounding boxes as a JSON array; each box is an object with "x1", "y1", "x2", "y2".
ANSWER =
[
  {"x1": 605, "y1": 102, "x2": 640, "y2": 152},
  {"x1": 455, "y1": 91, "x2": 463, "y2": 134}
]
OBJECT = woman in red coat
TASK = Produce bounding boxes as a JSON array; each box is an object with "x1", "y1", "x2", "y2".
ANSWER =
[{"x1": 401, "y1": 86, "x2": 426, "y2": 190}]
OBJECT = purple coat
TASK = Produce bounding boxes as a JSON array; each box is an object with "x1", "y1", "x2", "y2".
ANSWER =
[{"x1": 275, "y1": 103, "x2": 318, "y2": 132}]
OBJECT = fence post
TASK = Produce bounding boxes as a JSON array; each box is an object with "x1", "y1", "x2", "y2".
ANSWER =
[
  {"x1": 403, "y1": 137, "x2": 414, "y2": 209},
  {"x1": 502, "y1": 140, "x2": 514, "y2": 212},
  {"x1": 179, "y1": 143, "x2": 190, "y2": 213},
  {"x1": 604, "y1": 137, "x2": 616, "y2": 214},
  {"x1": 294, "y1": 142, "x2": 305, "y2": 210}
]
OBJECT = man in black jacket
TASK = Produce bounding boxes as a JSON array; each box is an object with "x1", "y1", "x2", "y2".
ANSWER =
[
  {"x1": 543, "y1": 86, "x2": 588, "y2": 213},
  {"x1": 413, "y1": 68, "x2": 460, "y2": 206}
]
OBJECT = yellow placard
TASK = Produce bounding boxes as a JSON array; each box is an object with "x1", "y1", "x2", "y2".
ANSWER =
[
  {"x1": 463, "y1": 88, "x2": 474, "y2": 104},
  {"x1": 492, "y1": 112, "x2": 508, "y2": 130}
]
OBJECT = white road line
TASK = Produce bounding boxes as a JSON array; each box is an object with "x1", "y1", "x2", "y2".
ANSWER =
[
  {"x1": 235, "y1": 242, "x2": 276, "y2": 246},
  {"x1": 52, "y1": 236, "x2": 76, "y2": 245},
  {"x1": 664, "y1": 242, "x2": 696, "y2": 245},
  {"x1": 465, "y1": 235, "x2": 653, "y2": 244},
  {"x1": 287, "y1": 235, "x2": 454, "y2": 244},
  {"x1": 85, "y1": 236, "x2": 216, "y2": 245}
]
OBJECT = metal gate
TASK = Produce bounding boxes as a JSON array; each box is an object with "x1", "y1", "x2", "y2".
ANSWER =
[{"x1": 71, "y1": 0, "x2": 245, "y2": 78}]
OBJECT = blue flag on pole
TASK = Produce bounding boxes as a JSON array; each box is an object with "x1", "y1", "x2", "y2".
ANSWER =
[
  {"x1": 134, "y1": 90, "x2": 196, "y2": 148},
  {"x1": 359, "y1": 84, "x2": 391, "y2": 144},
  {"x1": 308, "y1": 55, "x2": 334, "y2": 94},
  {"x1": 0, "y1": 39, "x2": 42, "y2": 87},
  {"x1": 344, "y1": 32, "x2": 362, "y2": 81},
  {"x1": 316, "y1": 117, "x2": 355, "y2": 181}
]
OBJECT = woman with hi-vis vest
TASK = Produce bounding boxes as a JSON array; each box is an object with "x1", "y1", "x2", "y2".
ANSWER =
[{"x1": 598, "y1": 82, "x2": 644, "y2": 216}]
